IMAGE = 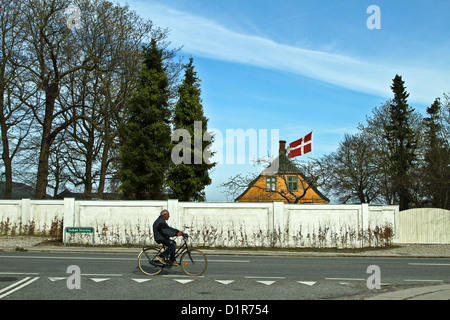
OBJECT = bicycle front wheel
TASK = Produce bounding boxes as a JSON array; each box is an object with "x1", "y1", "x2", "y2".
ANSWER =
[
  {"x1": 180, "y1": 249, "x2": 207, "y2": 276},
  {"x1": 137, "y1": 247, "x2": 163, "y2": 276}
]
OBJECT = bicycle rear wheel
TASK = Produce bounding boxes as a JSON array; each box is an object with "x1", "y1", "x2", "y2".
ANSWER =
[
  {"x1": 180, "y1": 249, "x2": 207, "y2": 276},
  {"x1": 137, "y1": 247, "x2": 164, "y2": 276}
]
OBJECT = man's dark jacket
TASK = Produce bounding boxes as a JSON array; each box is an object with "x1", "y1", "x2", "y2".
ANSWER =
[{"x1": 153, "y1": 216, "x2": 179, "y2": 243}]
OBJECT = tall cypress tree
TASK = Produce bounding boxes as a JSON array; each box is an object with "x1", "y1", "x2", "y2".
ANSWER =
[
  {"x1": 119, "y1": 39, "x2": 172, "y2": 200},
  {"x1": 167, "y1": 58, "x2": 215, "y2": 201},
  {"x1": 384, "y1": 75, "x2": 417, "y2": 210},
  {"x1": 423, "y1": 98, "x2": 450, "y2": 209}
]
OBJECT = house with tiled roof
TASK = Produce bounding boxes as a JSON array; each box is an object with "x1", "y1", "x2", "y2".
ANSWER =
[{"x1": 235, "y1": 141, "x2": 329, "y2": 204}]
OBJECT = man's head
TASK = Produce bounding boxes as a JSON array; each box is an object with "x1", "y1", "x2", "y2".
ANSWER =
[{"x1": 160, "y1": 209, "x2": 170, "y2": 220}]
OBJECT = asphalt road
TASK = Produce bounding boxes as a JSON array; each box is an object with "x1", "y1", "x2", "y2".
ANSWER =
[{"x1": 1, "y1": 251, "x2": 449, "y2": 302}]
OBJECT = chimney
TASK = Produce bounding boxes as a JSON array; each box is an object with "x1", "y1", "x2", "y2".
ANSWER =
[{"x1": 279, "y1": 140, "x2": 286, "y2": 155}]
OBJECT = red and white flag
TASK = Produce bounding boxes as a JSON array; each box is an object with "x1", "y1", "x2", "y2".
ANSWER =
[{"x1": 288, "y1": 132, "x2": 313, "y2": 158}]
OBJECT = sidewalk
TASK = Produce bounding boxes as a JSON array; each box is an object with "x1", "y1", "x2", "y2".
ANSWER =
[
  {"x1": 365, "y1": 284, "x2": 450, "y2": 300},
  {"x1": 1, "y1": 238, "x2": 449, "y2": 300}
]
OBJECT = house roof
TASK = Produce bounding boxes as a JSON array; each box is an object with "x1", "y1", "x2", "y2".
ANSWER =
[
  {"x1": 0, "y1": 182, "x2": 52, "y2": 199},
  {"x1": 235, "y1": 149, "x2": 329, "y2": 203},
  {"x1": 56, "y1": 189, "x2": 119, "y2": 200},
  {"x1": 0, "y1": 183, "x2": 117, "y2": 200}
]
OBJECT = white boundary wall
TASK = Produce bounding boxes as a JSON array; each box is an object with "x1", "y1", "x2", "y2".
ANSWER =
[
  {"x1": 0, "y1": 198, "x2": 406, "y2": 247},
  {"x1": 0, "y1": 199, "x2": 64, "y2": 235},
  {"x1": 399, "y1": 208, "x2": 450, "y2": 244}
]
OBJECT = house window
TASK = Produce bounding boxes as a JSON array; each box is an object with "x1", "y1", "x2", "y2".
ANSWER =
[
  {"x1": 266, "y1": 177, "x2": 276, "y2": 191},
  {"x1": 288, "y1": 176, "x2": 298, "y2": 192}
]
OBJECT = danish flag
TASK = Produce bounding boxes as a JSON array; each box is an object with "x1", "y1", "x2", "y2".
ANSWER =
[{"x1": 287, "y1": 132, "x2": 313, "y2": 158}]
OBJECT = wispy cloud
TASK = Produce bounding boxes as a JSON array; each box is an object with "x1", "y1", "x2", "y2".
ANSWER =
[{"x1": 135, "y1": 2, "x2": 448, "y2": 105}]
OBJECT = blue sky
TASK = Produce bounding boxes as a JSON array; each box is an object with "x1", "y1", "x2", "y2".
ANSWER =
[{"x1": 118, "y1": 0, "x2": 450, "y2": 202}]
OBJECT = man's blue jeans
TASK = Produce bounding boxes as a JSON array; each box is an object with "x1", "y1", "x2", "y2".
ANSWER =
[{"x1": 158, "y1": 239, "x2": 176, "y2": 261}]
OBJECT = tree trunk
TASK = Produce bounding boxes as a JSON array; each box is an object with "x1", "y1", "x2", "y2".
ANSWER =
[
  {"x1": 35, "y1": 82, "x2": 58, "y2": 199},
  {"x1": 0, "y1": 108, "x2": 13, "y2": 199}
]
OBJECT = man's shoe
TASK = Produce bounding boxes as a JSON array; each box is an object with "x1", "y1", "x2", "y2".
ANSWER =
[
  {"x1": 156, "y1": 255, "x2": 166, "y2": 265},
  {"x1": 171, "y1": 260, "x2": 179, "y2": 266}
]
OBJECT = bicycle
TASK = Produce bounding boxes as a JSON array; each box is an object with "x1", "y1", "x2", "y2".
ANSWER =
[{"x1": 137, "y1": 231, "x2": 207, "y2": 277}]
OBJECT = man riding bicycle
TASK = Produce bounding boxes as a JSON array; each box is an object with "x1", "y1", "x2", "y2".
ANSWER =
[{"x1": 152, "y1": 209, "x2": 183, "y2": 265}]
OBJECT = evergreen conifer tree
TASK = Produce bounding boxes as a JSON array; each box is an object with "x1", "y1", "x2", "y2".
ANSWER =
[
  {"x1": 168, "y1": 58, "x2": 215, "y2": 201},
  {"x1": 383, "y1": 75, "x2": 417, "y2": 210},
  {"x1": 423, "y1": 98, "x2": 450, "y2": 209},
  {"x1": 119, "y1": 39, "x2": 172, "y2": 200}
]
